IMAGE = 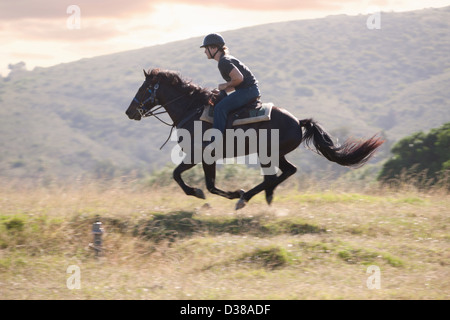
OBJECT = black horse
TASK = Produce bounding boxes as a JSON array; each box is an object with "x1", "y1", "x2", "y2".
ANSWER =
[{"x1": 126, "y1": 68, "x2": 384, "y2": 209}]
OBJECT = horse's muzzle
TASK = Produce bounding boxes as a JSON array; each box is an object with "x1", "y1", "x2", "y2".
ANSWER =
[{"x1": 125, "y1": 109, "x2": 142, "y2": 121}]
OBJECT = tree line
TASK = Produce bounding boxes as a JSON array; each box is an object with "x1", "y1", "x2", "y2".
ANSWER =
[{"x1": 378, "y1": 122, "x2": 450, "y2": 187}]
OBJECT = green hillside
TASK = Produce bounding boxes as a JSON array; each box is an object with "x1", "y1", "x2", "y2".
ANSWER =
[{"x1": 1, "y1": 6, "x2": 450, "y2": 181}]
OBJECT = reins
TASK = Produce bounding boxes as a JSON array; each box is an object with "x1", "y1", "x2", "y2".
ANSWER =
[
  {"x1": 158, "y1": 98, "x2": 202, "y2": 150},
  {"x1": 144, "y1": 93, "x2": 190, "y2": 150},
  {"x1": 133, "y1": 76, "x2": 212, "y2": 150},
  {"x1": 140, "y1": 94, "x2": 186, "y2": 127}
]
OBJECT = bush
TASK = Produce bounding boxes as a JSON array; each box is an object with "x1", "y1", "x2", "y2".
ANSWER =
[
  {"x1": 239, "y1": 246, "x2": 290, "y2": 269},
  {"x1": 378, "y1": 122, "x2": 450, "y2": 187},
  {"x1": 4, "y1": 217, "x2": 24, "y2": 232}
]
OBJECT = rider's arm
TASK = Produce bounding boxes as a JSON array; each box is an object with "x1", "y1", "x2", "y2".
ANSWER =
[{"x1": 218, "y1": 66, "x2": 243, "y2": 92}]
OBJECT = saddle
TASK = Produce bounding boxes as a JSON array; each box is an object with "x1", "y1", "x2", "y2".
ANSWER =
[{"x1": 200, "y1": 98, "x2": 273, "y2": 126}]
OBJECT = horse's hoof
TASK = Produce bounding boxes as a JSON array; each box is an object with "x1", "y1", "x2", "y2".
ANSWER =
[
  {"x1": 235, "y1": 198, "x2": 247, "y2": 210},
  {"x1": 194, "y1": 188, "x2": 206, "y2": 199},
  {"x1": 266, "y1": 194, "x2": 273, "y2": 205}
]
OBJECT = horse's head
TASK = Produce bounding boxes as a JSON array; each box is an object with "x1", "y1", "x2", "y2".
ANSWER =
[
  {"x1": 126, "y1": 68, "x2": 161, "y2": 121},
  {"x1": 126, "y1": 68, "x2": 218, "y2": 124}
]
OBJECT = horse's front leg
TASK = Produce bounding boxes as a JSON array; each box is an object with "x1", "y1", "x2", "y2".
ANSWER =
[
  {"x1": 202, "y1": 161, "x2": 244, "y2": 199},
  {"x1": 173, "y1": 162, "x2": 205, "y2": 199}
]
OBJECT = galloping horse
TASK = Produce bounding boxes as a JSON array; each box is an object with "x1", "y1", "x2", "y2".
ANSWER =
[{"x1": 126, "y1": 68, "x2": 384, "y2": 209}]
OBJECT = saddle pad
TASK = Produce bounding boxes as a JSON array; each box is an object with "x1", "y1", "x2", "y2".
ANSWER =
[{"x1": 200, "y1": 102, "x2": 273, "y2": 126}]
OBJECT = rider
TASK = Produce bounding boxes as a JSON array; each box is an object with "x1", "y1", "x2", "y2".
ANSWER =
[{"x1": 201, "y1": 33, "x2": 261, "y2": 139}]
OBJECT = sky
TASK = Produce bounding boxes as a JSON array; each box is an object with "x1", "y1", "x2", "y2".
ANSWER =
[{"x1": 1, "y1": 0, "x2": 450, "y2": 77}]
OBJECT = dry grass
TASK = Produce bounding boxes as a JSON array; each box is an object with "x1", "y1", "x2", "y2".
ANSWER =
[{"x1": 0, "y1": 177, "x2": 449, "y2": 300}]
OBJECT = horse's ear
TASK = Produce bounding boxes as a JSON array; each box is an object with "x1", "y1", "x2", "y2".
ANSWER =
[
  {"x1": 147, "y1": 68, "x2": 160, "y2": 83},
  {"x1": 143, "y1": 69, "x2": 148, "y2": 77}
]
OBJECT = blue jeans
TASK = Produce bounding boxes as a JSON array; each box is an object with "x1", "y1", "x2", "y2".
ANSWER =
[{"x1": 213, "y1": 84, "x2": 261, "y2": 135}]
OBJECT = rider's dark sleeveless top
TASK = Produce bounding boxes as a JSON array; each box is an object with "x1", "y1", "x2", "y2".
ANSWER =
[{"x1": 218, "y1": 55, "x2": 258, "y2": 91}]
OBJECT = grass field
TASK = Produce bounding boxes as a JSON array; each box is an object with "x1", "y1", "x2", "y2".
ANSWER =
[{"x1": 0, "y1": 178, "x2": 448, "y2": 300}]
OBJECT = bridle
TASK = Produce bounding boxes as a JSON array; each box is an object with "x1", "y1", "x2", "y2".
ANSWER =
[
  {"x1": 133, "y1": 83, "x2": 159, "y2": 116},
  {"x1": 132, "y1": 80, "x2": 200, "y2": 149},
  {"x1": 133, "y1": 82, "x2": 170, "y2": 124},
  {"x1": 132, "y1": 81, "x2": 185, "y2": 126}
]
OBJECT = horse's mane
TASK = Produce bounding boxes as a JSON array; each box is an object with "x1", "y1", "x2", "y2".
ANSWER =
[{"x1": 148, "y1": 68, "x2": 217, "y2": 106}]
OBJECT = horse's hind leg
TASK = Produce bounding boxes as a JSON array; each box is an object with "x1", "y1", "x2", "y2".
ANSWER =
[
  {"x1": 202, "y1": 161, "x2": 244, "y2": 199},
  {"x1": 264, "y1": 157, "x2": 296, "y2": 204},
  {"x1": 236, "y1": 156, "x2": 297, "y2": 210},
  {"x1": 173, "y1": 162, "x2": 205, "y2": 199},
  {"x1": 264, "y1": 174, "x2": 277, "y2": 205}
]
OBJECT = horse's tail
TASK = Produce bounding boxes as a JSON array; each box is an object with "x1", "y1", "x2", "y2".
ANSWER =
[{"x1": 299, "y1": 118, "x2": 384, "y2": 168}]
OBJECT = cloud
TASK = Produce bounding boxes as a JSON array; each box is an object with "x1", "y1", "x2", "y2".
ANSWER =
[
  {"x1": 178, "y1": 0, "x2": 420, "y2": 11},
  {"x1": 9, "y1": 52, "x2": 54, "y2": 61},
  {"x1": 0, "y1": 0, "x2": 389, "y2": 21},
  {"x1": 181, "y1": 0, "x2": 350, "y2": 11},
  {"x1": 0, "y1": 0, "x2": 391, "y2": 45},
  {"x1": 1, "y1": 19, "x2": 123, "y2": 42},
  {"x1": 0, "y1": 0, "x2": 146, "y2": 43},
  {"x1": 0, "y1": 0, "x2": 154, "y2": 20}
]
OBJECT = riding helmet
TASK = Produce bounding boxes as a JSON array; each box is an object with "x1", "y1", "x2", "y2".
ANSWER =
[{"x1": 200, "y1": 33, "x2": 225, "y2": 48}]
